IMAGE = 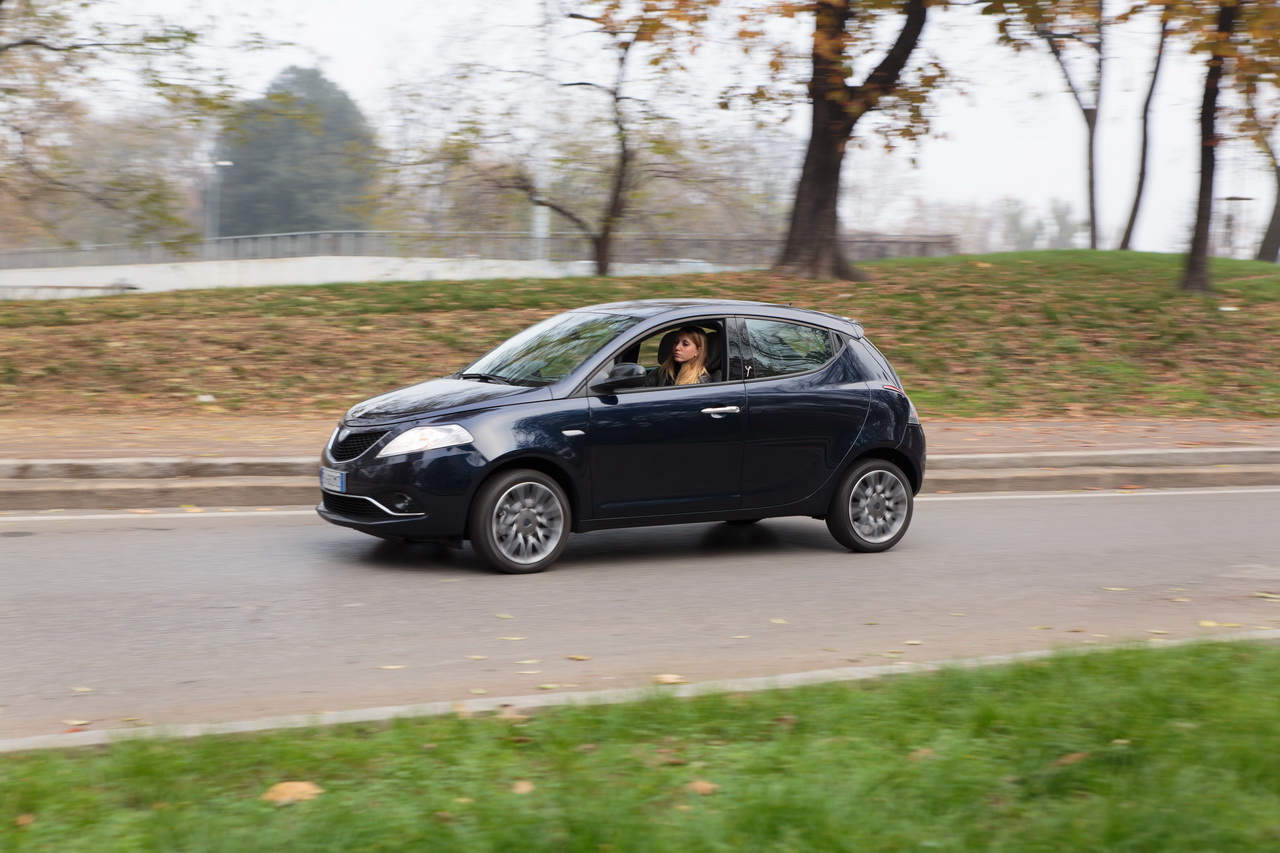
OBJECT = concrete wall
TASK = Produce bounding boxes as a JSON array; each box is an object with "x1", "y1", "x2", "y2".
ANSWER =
[{"x1": 0, "y1": 256, "x2": 747, "y2": 299}]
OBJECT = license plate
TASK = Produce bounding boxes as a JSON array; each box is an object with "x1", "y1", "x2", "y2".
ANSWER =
[{"x1": 319, "y1": 467, "x2": 346, "y2": 493}]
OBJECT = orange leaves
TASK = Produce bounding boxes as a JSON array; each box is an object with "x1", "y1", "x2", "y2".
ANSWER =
[{"x1": 261, "y1": 781, "x2": 324, "y2": 805}]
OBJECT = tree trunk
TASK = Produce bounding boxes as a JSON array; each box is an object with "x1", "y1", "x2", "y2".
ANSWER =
[
  {"x1": 1182, "y1": 0, "x2": 1243, "y2": 294},
  {"x1": 1257, "y1": 161, "x2": 1280, "y2": 263},
  {"x1": 773, "y1": 45, "x2": 860, "y2": 280},
  {"x1": 1084, "y1": 108, "x2": 1099, "y2": 249},
  {"x1": 1120, "y1": 17, "x2": 1168, "y2": 251},
  {"x1": 593, "y1": 232, "x2": 613, "y2": 276},
  {"x1": 773, "y1": 0, "x2": 927, "y2": 281}
]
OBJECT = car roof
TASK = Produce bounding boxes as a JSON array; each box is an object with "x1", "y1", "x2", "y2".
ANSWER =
[{"x1": 577, "y1": 298, "x2": 862, "y2": 335}]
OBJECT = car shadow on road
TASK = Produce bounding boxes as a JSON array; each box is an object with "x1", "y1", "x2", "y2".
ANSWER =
[{"x1": 355, "y1": 519, "x2": 845, "y2": 576}]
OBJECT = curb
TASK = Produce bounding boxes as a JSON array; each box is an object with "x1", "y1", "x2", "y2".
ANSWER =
[
  {"x1": 4, "y1": 630, "x2": 1277, "y2": 754},
  {"x1": 2, "y1": 449, "x2": 1279, "y2": 510}
]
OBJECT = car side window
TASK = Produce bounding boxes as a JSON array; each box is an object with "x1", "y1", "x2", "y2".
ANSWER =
[
  {"x1": 745, "y1": 319, "x2": 834, "y2": 379},
  {"x1": 613, "y1": 320, "x2": 727, "y2": 389}
]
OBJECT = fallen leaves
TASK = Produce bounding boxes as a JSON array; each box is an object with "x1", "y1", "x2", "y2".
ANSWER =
[
  {"x1": 566, "y1": 655, "x2": 591, "y2": 661},
  {"x1": 261, "y1": 781, "x2": 324, "y2": 805},
  {"x1": 512, "y1": 780, "x2": 536, "y2": 795},
  {"x1": 653, "y1": 674, "x2": 688, "y2": 684},
  {"x1": 686, "y1": 780, "x2": 720, "y2": 795},
  {"x1": 1050, "y1": 752, "x2": 1091, "y2": 767},
  {"x1": 59, "y1": 719, "x2": 91, "y2": 727}
]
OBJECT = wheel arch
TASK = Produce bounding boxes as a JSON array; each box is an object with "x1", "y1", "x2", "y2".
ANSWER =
[
  {"x1": 847, "y1": 446, "x2": 923, "y2": 495},
  {"x1": 467, "y1": 455, "x2": 582, "y2": 536}
]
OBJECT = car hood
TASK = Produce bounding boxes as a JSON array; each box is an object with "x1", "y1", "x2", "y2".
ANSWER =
[{"x1": 344, "y1": 378, "x2": 552, "y2": 425}]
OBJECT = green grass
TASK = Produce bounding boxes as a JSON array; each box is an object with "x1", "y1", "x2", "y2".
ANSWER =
[
  {"x1": 2, "y1": 250, "x2": 1279, "y2": 418},
  {"x1": 5, "y1": 641, "x2": 1280, "y2": 851}
]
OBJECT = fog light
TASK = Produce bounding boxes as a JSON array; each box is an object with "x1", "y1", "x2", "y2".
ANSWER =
[{"x1": 379, "y1": 492, "x2": 422, "y2": 514}]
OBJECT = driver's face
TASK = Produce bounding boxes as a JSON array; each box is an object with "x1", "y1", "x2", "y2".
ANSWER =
[{"x1": 673, "y1": 335, "x2": 701, "y2": 364}]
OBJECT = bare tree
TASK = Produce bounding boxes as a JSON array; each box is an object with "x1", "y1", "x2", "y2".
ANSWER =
[
  {"x1": 0, "y1": 0, "x2": 259, "y2": 243},
  {"x1": 1181, "y1": 0, "x2": 1243, "y2": 294},
  {"x1": 1120, "y1": 10, "x2": 1170, "y2": 250}
]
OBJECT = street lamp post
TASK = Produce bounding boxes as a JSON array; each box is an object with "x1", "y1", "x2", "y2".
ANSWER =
[{"x1": 203, "y1": 160, "x2": 234, "y2": 259}]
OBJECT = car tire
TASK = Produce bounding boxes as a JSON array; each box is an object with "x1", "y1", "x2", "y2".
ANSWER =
[
  {"x1": 825, "y1": 459, "x2": 913, "y2": 553},
  {"x1": 469, "y1": 469, "x2": 570, "y2": 574}
]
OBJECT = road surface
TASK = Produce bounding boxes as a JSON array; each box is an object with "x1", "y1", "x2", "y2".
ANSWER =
[{"x1": 3, "y1": 487, "x2": 1279, "y2": 739}]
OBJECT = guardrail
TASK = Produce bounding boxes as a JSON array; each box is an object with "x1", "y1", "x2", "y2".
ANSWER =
[{"x1": 0, "y1": 231, "x2": 959, "y2": 271}]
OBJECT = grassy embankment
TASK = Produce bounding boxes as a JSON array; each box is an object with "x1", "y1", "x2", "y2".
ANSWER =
[
  {"x1": 5, "y1": 642, "x2": 1280, "y2": 850},
  {"x1": 2, "y1": 250, "x2": 1278, "y2": 418}
]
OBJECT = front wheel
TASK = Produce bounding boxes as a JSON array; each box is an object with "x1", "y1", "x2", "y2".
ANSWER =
[
  {"x1": 825, "y1": 459, "x2": 913, "y2": 553},
  {"x1": 469, "y1": 469, "x2": 570, "y2": 574}
]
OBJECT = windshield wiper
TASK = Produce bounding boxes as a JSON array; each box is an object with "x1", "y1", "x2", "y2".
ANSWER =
[{"x1": 457, "y1": 372, "x2": 511, "y2": 385}]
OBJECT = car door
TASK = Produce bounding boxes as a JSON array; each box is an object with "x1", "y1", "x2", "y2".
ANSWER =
[
  {"x1": 739, "y1": 316, "x2": 870, "y2": 511},
  {"x1": 585, "y1": 320, "x2": 745, "y2": 519}
]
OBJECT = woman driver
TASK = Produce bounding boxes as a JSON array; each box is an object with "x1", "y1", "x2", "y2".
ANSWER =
[{"x1": 646, "y1": 326, "x2": 710, "y2": 386}]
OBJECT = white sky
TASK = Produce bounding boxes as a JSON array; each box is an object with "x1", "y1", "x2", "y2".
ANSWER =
[{"x1": 142, "y1": 0, "x2": 1275, "y2": 255}]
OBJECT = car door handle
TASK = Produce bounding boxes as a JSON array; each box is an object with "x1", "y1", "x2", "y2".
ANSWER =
[{"x1": 701, "y1": 406, "x2": 740, "y2": 415}]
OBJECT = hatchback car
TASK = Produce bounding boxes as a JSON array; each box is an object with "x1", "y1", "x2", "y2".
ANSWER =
[{"x1": 317, "y1": 299, "x2": 925, "y2": 573}]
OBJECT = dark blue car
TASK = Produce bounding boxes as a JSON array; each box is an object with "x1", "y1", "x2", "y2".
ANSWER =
[{"x1": 317, "y1": 299, "x2": 925, "y2": 573}]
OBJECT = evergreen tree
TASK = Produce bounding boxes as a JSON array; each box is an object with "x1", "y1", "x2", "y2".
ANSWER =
[{"x1": 216, "y1": 67, "x2": 378, "y2": 237}]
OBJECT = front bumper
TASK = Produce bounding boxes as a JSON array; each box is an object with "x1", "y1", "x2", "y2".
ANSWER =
[{"x1": 315, "y1": 445, "x2": 485, "y2": 540}]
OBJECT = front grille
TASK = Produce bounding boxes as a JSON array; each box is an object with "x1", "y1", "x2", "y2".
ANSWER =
[
  {"x1": 323, "y1": 492, "x2": 393, "y2": 519},
  {"x1": 330, "y1": 430, "x2": 389, "y2": 462}
]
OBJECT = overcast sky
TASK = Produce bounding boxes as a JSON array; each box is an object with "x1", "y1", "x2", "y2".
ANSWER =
[{"x1": 172, "y1": 0, "x2": 1273, "y2": 255}]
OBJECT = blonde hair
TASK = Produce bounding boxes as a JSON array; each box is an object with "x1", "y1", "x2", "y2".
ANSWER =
[{"x1": 659, "y1": 326, "x2": 709, "y2": 386}]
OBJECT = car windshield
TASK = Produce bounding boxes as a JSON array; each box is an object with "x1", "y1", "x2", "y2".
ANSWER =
[{"x1": 461, "y1": 311, "x2": 640, "y2": 387}]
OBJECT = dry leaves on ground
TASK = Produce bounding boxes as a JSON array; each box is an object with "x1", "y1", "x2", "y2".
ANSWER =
[{"x1": 261, "y1": 781, "x2": 324, "y2": 805}]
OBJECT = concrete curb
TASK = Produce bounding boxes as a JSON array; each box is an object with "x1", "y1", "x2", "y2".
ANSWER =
[
  {"x1": 3, "y1": 449, "x2": 1280, "y2": 510},
  {"x1": 3, "y1": 630, "x2": 1277, "y2": 754}
]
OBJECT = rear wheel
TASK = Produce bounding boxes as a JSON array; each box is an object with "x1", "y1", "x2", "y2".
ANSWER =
[
  {"x1": 468, "y1": 469, "x2": 570, "y2": 574},
  {"x1": 825, "y1": 459, "x2": 913, "y2": 553}
]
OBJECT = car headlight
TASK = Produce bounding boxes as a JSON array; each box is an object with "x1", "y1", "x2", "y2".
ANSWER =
[{"x1": 376, "y1": 424, "x2": 475, "y2": 458}]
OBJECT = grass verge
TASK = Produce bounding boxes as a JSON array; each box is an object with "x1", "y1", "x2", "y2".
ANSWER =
[
  {"x1": 5, "y1": 641, "x2": 1280, "y2": 851},
  {"x1": 1, "y1": 250, "x2": 1279, "y2": 418}
]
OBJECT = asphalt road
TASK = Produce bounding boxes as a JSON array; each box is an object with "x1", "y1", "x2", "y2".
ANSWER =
[{"x1": 4, "y1": 487, "x2": 1280, "y2": 740}]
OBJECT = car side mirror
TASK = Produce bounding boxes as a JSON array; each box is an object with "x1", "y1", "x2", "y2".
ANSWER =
[{"x1": 591, "y1": 362, "x2": 647, "y2": 393}]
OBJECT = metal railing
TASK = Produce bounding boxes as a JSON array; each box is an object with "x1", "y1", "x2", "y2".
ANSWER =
[{"x1": 0, "y1": 230, "x2": 959, "y2": 271}]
